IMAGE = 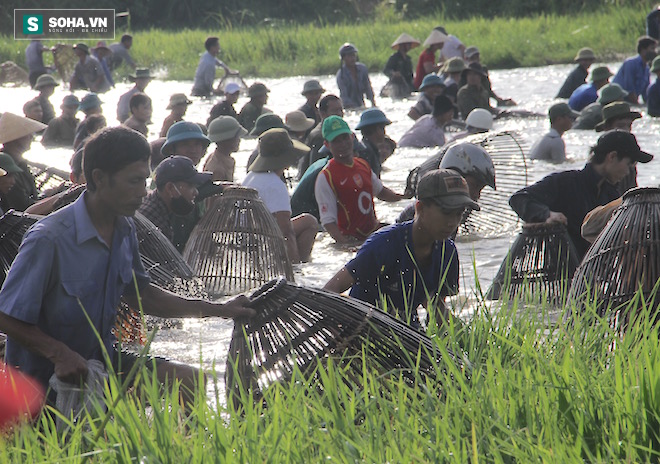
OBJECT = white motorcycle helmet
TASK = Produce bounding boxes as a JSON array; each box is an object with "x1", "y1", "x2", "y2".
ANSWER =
[
  {"x1": 439, "y1": 142, "x2": 496, "y2": 190},
  {"x1": 465, "y1": 108, "x2": 494, "y2": 131}
]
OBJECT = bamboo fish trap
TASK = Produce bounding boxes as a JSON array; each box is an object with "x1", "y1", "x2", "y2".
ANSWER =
[
  {"x1": 486, "y1": 223, "x2": 580, "y2": 303},
  {"x1": 183, "y1": 187, "x2": 294, "y2": 298},
  {"x1": 226, "y1": 279, "x2": 468, "y2": 407},
  {"x1": 567, "y1": 187, "x2": 660, "y2": 328},
  {"x1": 404, "y1": 130, "x2": 528, "y2": 237},
  {"x1": 27, "y1": 161, "x2": 69, "y2": 194},
  {"x1": 0, "y1": 210, "x2": 41, "y2": 289}
]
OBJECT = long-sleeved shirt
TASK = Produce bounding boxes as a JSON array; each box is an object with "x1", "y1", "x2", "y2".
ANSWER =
[
  {"x1": 108, "y1": 43, "x2": 136, "y2": 69},
  {"x1": 568, "y1": 83, "x2": 598, "y2": 112},
  {"x1": 398, "y1": 115, "x2": 446, "y2": 148},
  {"x1": 191, "y1": 52, "x2": 227, "y2": 97},
  {"x1": 613, "y1": 55, "x2": 651, "y2": 102},
  {"x1": 336, "y1": 62, "x2": 375, "y2": 109},
  {"x1": 383, "y1": 52, "x2": 414, "y2": 94},
  {"x1": 509, "y1": 162, "x2": 621, "y2": 258},
  {"x1": 556, "y1": 65, "x2": 588, "y2": 99}
]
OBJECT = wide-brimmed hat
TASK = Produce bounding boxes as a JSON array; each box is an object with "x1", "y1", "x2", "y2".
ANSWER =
[
  {"x1": 574, "y1": 47, "x2": 596, "y2": 62},
  {"x1": 129, "y1": 68, "x2": 153, "y2": 81},
  {"x1": 285, "y1": 110, "x2": 315, "y2": 132},
  {"x1": 419, "y1": 74, "x2": 445, "y2": 91},
  {"x1": 0, "y1": 112, "x2": 47, "y2": 144},
  {"x1": 78, "y1": 93, "x2": 103, "y2": 111},
  {"x1": 250, "y1": 113, "x2": 285, "y2": 136},
  {"x1": 73, "y1": 43, "x2": 89, "y2": 54},
  {"x1": 355, "y1": 108, "x2": 391, "y2": 130},
  {"x1": 166, "y1": 93, "x2": 192, "y2": 109},
  {"x1": 34, "y1": 74, "x2": 59, "y2": 90},
  {"x1": 595, "y1": 102, "x2": 642, "y2": 132},
  {"x1": 248, "y1": 82, "x2": 270, "y2": 98},
  {"x1": 322, "y1": 115, "x2": 351, "y2": 142},
  {"x1": 0, "y1": 153, "x2": 24, "y2": 173},
  {"x1": 161, "y1": 121, "x2": 211, "y2": 155},
  {"x1": 248, "y1": 128, "x2": 310, "y2": 172},
  {"x1": 60, "y1": 94, "x2": 80, "y2": 108},
  {"x1": 461, "y1": 62, "x2": 488, "y2": 80},
  {"x1": 417, "y1": 169, "x2": 480, "y2": 211},
  {"x1": 154, "y1": 155, "x2": 212, "y2": 188},
  {"x1": 391, "y1": 33, "x2": 420, "y2": 50},
  {"x1": 597, "y1": 83, "x2": 628, "y2": 105},
  {"x1": 93, "y1": 40, "x2": 110, "y2": 52},
  {"x1": 651, "y1": 56, "x2": 660, "y2": 73},
  {"x1": 423, "y1": 29, "x2": 447, "y2": 47},
  {"x1": 548, "y1": 102, "x2": 579, "y2": 121},
  {"x1": 443, "y1": 57, "x2": 466, "y2": 74},
  {"x1": 590, "y1": 66, "x2": 612, "y2": 82},
  {"x1": 301, "y1": 79, "x2": 325, "y2": 95},
  {"x1": 208, "y1": 116, "x2": 247, "y2": 142},
  {"x1": 592, "y1": 130, "x2": 653, "y2": 163},
  {"x1": 464, "y1": 46, "x2": 480, "y2": 59}
]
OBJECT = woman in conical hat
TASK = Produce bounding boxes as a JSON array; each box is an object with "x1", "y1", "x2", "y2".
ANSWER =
[{"x1": 382, "y1": 33, "x2": 420, "y2": 99}]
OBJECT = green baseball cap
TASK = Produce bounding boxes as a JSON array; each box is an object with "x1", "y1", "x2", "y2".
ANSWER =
[
  {"x1": 322, "y1": 115, "x2": 351, "y2": 142},
  {"x1": 0, "y1": 153, "x2": 23, "y2": 174}
]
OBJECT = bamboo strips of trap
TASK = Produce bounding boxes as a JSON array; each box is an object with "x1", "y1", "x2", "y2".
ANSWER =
[
  {"x1": 406, "y1": 131, "x2": 528, "y2": 237},
  {"x1": 568, "y1": 187, "x2": 660, "y2": 326},
  {"x1": 183, "y1": 187, "x2": 294, "y2": 298},
  {"x1": 0, "y1": 210, "x2": 41, "y2": 288},
  {"x1": 226, "y1": 279, "x2": 467, "y2": 406},
  {"x1": 27, "y1": 161, "x2": 69, "y2": 194},
  {"x1": 487, "y1": 223, "x2": 580, "y2": 304}
]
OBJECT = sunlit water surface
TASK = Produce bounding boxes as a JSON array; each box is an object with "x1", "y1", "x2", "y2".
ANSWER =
[{"x1": 3, "y1": 62, "x2": 659, "y2": 399}]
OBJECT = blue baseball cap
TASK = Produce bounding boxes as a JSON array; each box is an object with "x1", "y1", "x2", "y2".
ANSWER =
[{"x1": 154, "y1": 155, "x2": 212, "y2": 188}]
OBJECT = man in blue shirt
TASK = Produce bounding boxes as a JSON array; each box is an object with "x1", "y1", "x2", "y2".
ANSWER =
[
  {"x1": 612, "y1": 36, "x2": 657, "y2": 103},
  {"x1": 0, "y1": 127, "x2": 254, "y2": 405},
  {"x1": 324, "y1": 169, "x2": 479, "y2": 329},
  {"x1": 568, "y1": 66, "x2": 612, "y2": 112},
  {"x1": 191, "y1": 37, "x2": 235, "y2": 97}
]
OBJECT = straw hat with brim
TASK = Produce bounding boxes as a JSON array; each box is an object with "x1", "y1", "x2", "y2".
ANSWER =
[
  {"x1": 461, "y1": 62, "x2": 488, "y2": 80},
  {"x1": 0, "y1": 153, "x2": 24, "y2": 173},
  {"x1": 0, "y1": 112, "x2": 47, "y2": 144},
  {"x1": 355, "y1": 108, "x2": 391, "y2": 130},
  {"x1": 129, "y1": 68, "x2": 153, "y2": 81},
  {"x1": 249, "y1": 128, "x2": 310, "y2": 172},
  {"x1": 417, "y1": 169, "x2": 480, "y2": 211},
  {"x1": 166, "y1": 93, "x2": 192, "y2": 110},
  {"x1": 73, "y1": 43, "x2": 89, "y2": 54},
  {"x1": 595, "y1": 102, "x2": 642, "y2": 132},
  {"x1": 464, "y1": 46, "x2": 480, "y2": 59},
  {"x1": 598, "y1": 83, "x2": 628, "y2": 105},
  {"x1": 651, "y1": 56, "x2": 660, "y2": 74},
  {"x1": 443, "y1": 57, "x2": 466, "y2": 74},
  {"x1": 391, "y1": 33, "x2": 420, "y2": 50},
  {"x1": 423, "y1": 29, "x2": 447, "y2": 47},
  {"x1": 574, "y1": 47, "x2": 596, "y2": 62},
  {"x1": 34, "y1": 74, "x2": 59, "y2": 90},
  {"x1": 301, "y1": 80, "x2": 325, "y2": 95},
  {"x1": 250, "y1": 113, "x2": 285, "y2": 136},
  {"x1": 285, "y1": 110, "x2": 315, "y2": 132},
  {"x1": 590, "y1": 66, "x2": 613, "y2": 82},
  {"x1": 208, "y1": 116, "x2": 247, "y2": 142},
  {"x1": 419, "y1": 74, "x2": 445, "y2": 91},
  {"x1": 161, "y1": 121, "x2": 211, "y2": 155}
]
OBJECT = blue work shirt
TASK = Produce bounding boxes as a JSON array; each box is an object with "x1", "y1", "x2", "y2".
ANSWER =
[
  {"x1": 192, "y1": 51, "x2": 225, "y2": 96},
  {"x1": 346, "y1": 221, "x2": 459, "y2": 321},
  {"x1": 568, "y1": 83, "x2": 598, "y2": 112},
  {"x1": 613, "y1": 55, "x2": 651, "y2": 102},
  {"x1": 0, "y1": 192, "x2": 150, "y2": 388}
]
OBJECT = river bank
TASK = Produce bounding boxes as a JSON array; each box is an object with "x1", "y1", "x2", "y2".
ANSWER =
[{"x1": 0, "y1": 6, "x2": 648, "y2": 79}]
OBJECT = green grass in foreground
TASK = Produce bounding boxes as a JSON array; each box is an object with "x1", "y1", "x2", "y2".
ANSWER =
[
  {"x1": 2, "y1": 276, "x2": 660, "y2": 462},
  {"x1": 0, "y1": 6, "x2": 647, "y2": 80}
]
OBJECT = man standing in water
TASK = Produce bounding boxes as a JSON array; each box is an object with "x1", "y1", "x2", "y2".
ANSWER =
[
  {"x1": 191, "y1": 37, "x2": 236, "y2": 97},
  {"x1": 324, "y1": 169, "x2": 479, "y2": 329},
  {"x1": 0, "y1": 127, "x2": 254, "y2": 407},
  {"x1": 556, "y1": 47, "x2": 596, "y2": 99}
]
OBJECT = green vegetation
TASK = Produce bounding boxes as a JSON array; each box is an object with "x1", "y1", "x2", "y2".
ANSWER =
[
  {"x1": 0, "y1": 6, "x2": 648, "y2": 80},
  {"x1": 2, "y1": 276, "x2": 660, "y2": 462}
]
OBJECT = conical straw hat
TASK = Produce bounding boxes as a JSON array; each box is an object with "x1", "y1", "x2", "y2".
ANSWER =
[
  {"x1": 423, "y1": 29, "x2": 448, "y2": 47},
  {"x1": 0, "y1": 112, "x2": 47, "y2": 144},
  {"x1": 391, "y1": 33, "x2": 421, "y2": 50}
]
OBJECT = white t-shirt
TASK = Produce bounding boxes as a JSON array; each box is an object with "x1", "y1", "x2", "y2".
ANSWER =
[
  {"x1": 242, "y1": 171, "x2": 291, "y2": 214},
  {"x1": 314, "y1": 167, "x2": 383, "y2": 226},
  {"x1": 441, "y1": 35, "x2": 465, "y2": 60}
]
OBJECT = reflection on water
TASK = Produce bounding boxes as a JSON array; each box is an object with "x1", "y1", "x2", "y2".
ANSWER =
[{"x1": 3, "y1": 63, "x2": 660, "y2": 398}]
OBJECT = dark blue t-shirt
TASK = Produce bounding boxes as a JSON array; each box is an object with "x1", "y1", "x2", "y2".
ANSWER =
[{"x1": 346, "y1": 221, "x2": 459, "y2": 319}]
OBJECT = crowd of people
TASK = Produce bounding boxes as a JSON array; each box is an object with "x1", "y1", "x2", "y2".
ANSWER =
[{"x1": 1, "y1": 19, "x2": 659, "y2": 416}]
